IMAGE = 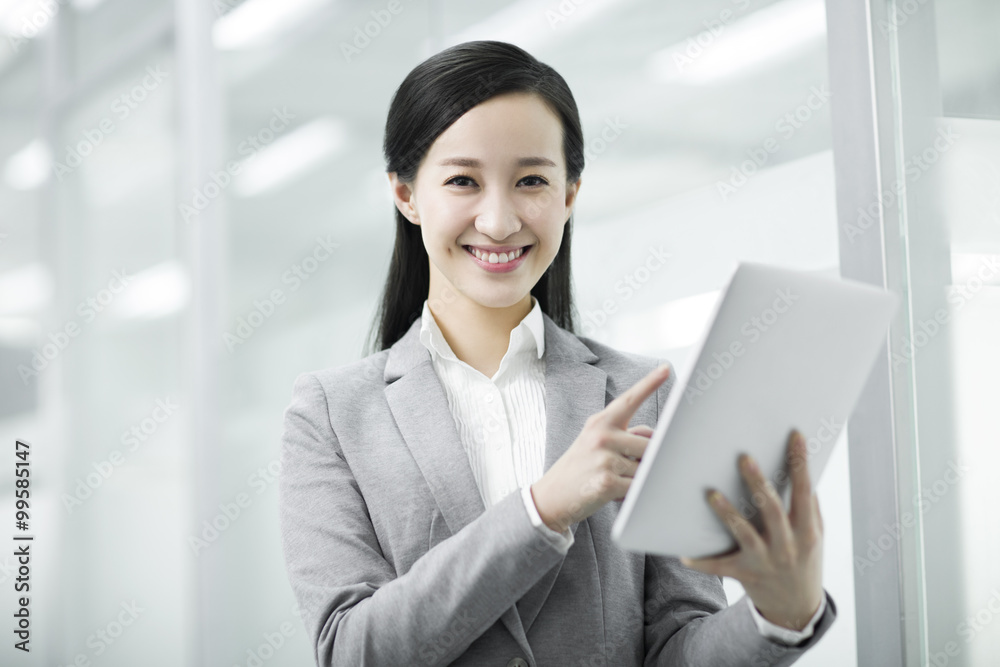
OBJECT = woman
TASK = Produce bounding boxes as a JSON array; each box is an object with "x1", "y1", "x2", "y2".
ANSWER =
[{"x1": 279, "y1": 40, "x2": 836, "y2": 666}]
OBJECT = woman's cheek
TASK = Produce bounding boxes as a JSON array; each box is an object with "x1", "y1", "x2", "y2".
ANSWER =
[
  {"x1": 527, "y1": 190, "x2": 565, "y2": 222},
  {"x1": 521, "y1": 197, "x2": 552, "y2": 222}
]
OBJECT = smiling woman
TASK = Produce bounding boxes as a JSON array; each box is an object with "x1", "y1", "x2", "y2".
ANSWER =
[
  {"x1": 370, "y1": 41, "x2": 586, "y2": 364},
  {"x1": 385, "y1": 90, "x2": 579, "y2": 376},
  {"x1": 277, "y1": 39, "x2": 836, "y2": 667}
]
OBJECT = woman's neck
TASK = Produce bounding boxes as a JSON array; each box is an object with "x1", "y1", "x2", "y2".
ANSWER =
[{"x1": 428, "y1": 289, "x2": 533, "y2": 379}]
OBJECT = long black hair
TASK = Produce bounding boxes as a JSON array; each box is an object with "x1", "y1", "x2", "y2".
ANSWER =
[{"x1": 364, "y1": 40, "x2": 585, "y2": 356}]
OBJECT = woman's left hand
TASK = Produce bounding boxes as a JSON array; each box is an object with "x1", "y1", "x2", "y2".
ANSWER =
[{"x1": 680, "y1": 429, "x2": 824, "y2": 631}]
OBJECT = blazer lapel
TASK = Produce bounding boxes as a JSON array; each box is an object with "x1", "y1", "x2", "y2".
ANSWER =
[
  {"x1": 516, "y1": 312, "x2": 607, "y2": 633},
  {"x1": 383, "y1": 317, "x2": 534, "y2": 655},
  {"x1": 383, "y1": 339, "x2": 487, "y2": 536},
  {"x1": 382, "y1": 310, "x2": 607, "y2": 650}
]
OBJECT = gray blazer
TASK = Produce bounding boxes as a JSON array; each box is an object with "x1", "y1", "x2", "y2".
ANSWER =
[{"x1": 278, "y1": 310, "x2": 837, "y2": 666}]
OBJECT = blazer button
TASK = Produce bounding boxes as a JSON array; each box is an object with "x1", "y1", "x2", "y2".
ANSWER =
[{"x1": 506, "y1": 658, "x2": 528, "y2": 667}]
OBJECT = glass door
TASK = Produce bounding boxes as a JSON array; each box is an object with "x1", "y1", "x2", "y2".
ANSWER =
[{"x1": 828, "y1": 0, "x2": 1000, "y2": 664}]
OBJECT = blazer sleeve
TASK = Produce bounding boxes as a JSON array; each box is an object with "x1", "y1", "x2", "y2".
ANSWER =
[
  {"x1": 642, "y1": 359, "x2": 838, "y2": 666},
  {"x1": 278, "y1": 371, "x2": 571, "y2": 667},
  {"x1": 643, "y1": 555, "x2": 838, "y2": 666}
]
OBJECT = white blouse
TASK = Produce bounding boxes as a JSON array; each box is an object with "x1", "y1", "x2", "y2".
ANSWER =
[
  {"x1": 419, "y1": 295, "x2": 574, "y2": 553},
  {"x1": 417, "y1": 295, "x2": 824, "y2": 646}
]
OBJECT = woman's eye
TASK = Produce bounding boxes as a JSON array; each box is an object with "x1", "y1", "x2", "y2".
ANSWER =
[
  {"x1": 444, "y1": 174, "x2": 548, "y2": 188},
  {"x1": 519, "y1": 175, "x2": 548, "y2": 187}
]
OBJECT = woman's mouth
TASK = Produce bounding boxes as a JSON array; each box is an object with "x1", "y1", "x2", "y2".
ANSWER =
[{"x1": 463, "y1": 245, "x2": 532, "y2": 273}]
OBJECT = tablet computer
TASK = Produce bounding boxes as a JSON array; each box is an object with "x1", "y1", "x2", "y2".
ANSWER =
[{"x1": 611, "y1": 261, "x2": 898, "y2": 559}]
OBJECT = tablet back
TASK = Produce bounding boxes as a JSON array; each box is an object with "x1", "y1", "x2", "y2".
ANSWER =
[{"x1": 611, "y1": 261, "x2": 898, "y2": 558}]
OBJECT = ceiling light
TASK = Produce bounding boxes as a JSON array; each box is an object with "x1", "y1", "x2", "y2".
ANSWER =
[
  {"x1": 233, "y1": 117, "x2": 346, "y2": 197},
  {"x1": 0, "y1": 262, "x2": 53, "y2": 316},
  {"x1": 213, "y1": 0, "x2": 331, "y2": 50},
  {"x1": 441, "y1": 0, "x2": 622, "y2": 54},
  {"x1": 647, "y1": 0, "x2": 826, "y2": 85},
  {"x1": 108, "y1": 261, "x2": 189, "y2": 320},
  {"x1": 3, "y1": 138, "x2": 52, "y2": 190}
]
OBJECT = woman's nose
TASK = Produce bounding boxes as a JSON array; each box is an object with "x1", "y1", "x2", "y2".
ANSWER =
[{"x1": 474, "y1": 191, "x2": 521, "y2": 238}]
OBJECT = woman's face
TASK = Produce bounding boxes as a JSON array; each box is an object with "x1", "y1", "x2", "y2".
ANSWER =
[{"x1": 390, "y1": 91, "x2": 580, "y2": 312}]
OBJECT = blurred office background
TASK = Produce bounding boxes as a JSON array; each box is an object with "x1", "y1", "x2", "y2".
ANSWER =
[{"x1": 0, "y1": 0, "x2": 997, "y2": 665}]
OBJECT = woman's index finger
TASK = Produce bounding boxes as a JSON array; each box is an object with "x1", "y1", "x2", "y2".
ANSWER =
[{"x1": 602, "y1": 363, "x2": 671, "y2": 428}]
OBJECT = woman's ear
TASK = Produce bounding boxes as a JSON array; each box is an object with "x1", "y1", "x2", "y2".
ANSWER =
[
  {"x1": 388, "y1": 172, "x2": 420, "y2": 224},
  {"x1": 564, "y1": 177, "x2": 581, "y2": 222}
]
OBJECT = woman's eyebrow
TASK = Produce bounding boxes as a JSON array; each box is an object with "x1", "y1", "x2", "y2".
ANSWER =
[{"x1": 437, "y1": 156, "x2": 557, "y2": 168}]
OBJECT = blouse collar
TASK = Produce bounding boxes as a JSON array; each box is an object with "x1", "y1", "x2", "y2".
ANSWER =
[{"x1": 419, "y1": 295, "x2": 545, "y2": 369}]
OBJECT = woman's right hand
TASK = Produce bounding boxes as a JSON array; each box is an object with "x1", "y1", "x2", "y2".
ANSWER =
[{"x1": 529, "y1": 363, "x2": 671, "y2": 534}]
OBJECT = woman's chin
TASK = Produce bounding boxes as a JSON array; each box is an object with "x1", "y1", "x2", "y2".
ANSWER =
[{"x1": 461, "y1": 286, "x2": 534, "y2": 311}]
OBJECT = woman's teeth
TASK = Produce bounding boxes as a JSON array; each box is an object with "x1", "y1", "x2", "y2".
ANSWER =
[{"x1": 466, "y1": 246, "x2": 525, "y2": 263}]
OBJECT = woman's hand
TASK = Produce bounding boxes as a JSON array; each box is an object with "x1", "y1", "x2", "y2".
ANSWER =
[
  {"x1": 680, "y1": 430, "x2": 825, "y2": 631},
  {"x1": 530, "y1": 364, "x2": 671, "y2": 534}
]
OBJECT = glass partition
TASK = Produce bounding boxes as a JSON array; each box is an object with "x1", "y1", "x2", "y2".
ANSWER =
[
  {"x1": 16, "y1": 0, "x2": 995, "y2": 664},
  {"x1": 888, "y1": 1, "x2": 1000, "y2": 665},
  {"x1": 828, "y1": 0, "x2": 1000, "y2": 664}
]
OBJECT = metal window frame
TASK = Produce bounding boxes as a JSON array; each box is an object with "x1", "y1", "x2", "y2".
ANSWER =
[{"x1": 825, "y1": 1, "x2": 940, "y2": 665}]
